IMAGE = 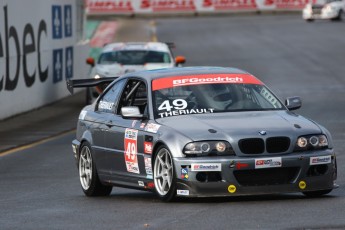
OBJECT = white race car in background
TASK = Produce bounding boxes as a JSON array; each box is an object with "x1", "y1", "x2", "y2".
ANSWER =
[
  {"x1": 303, "y1": 0, "x2": 345, "y2": 21},
  {"x1": 85, "y1": 42, "x2": 186, "y2": 104}
]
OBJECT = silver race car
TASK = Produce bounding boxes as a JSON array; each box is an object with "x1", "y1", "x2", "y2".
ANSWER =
[
  {"x1": 85, "y1": 42, "x2": 186, "y2": 104},
  {"x1": 68, "y1": 67, "x2": 338, "y2": 202}
]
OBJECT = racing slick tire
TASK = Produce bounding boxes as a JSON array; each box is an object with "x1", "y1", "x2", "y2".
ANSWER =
[
  {"x1": 153, "y1": 146, "x2": 176, "y2": 202},
  {"x1": 306, "y1": 19, "x2": 314, "y2": 22},
  {"x1": 79, "y1": 142, "x2": 113, "y2": 196},
  {"x1": 302, "y1": 189, "x2": 332, "y2": 197}
]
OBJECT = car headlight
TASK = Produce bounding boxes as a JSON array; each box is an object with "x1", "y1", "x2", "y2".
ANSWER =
[
  {"x1": 294, "y1": 135, "x2": 328, "y2": 151},
  {"x1": 94, "y1": 74, "x2": 101, "y2": 79},
  {"x1": 183, "y1": 141, "x2": 235, "y2": 156}
]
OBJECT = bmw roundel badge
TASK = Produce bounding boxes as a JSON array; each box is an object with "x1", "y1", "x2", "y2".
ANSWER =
[{"x1": 259, "y1": 131, "x2": 267, "y2": 135}]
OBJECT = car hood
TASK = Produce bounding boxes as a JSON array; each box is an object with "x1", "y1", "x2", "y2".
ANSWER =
[
  {"x1": 157, "y1": 110, "x2": 322, "y2": 141},
  {"x1": 95, "y1": 63, "x2": 173, "y2": 77}
]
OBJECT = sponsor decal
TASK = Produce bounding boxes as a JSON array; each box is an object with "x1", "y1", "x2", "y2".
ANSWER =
[
  {"x1": 157, "y1": 99, "x2": 214, "y2": 118},
  {"x1": 86, "y1": 0, "x2": 134, "y2": 13},
  {"x1": 52, "y1": 49, "x2": 63, "y2": 83},
  {"x1": 65, "y1": 46, "x2": 73, "y2": 79},
  {"x1": 79, "y1": 110, "x2": 87, "y2": 120},
  {"x1": 299, "y1": 180, "x2": 307, "y2": 190},
  {"x1": 236, "y1": 162, "x2": 249, "y2": 170},
  {"x1": 140, "y1": 0, "x2": 196, "y2": 11},
  {"x1": 152, "y1": 74, "x2": 263, "y2": 91},
  {"x1": 264, "y1": 0, "x2": 315, "y2": 9},
  {"x1": 124, "y1": 129, "x2": 140, "y2": 174},
  {"x1": 228, "y1": 185, "x2": 237, "y2": 193},
  {"x1": 191, "y1": 163, "x2": 221, "y2": 172},
  {"x1": 147, "y1": 182, "x2": 155, "y2": 189},
  {"x1": 138, "y1": 181, "x2": 145, "y2": 187},
  {"x1": 202, "y1": 0, "x2": 257, "y2": 10},
  {"x1": 255, "y1": 157, "x2": 282, "y2": 169},
  {"x1": 310, "y1": 155, "x2": 331, "y2": 165},
  {"x1": 145, "y1": 123, "x2": 161, "y2": 133},
  {"x1": 98, "y1": 101, "x2": 114, "y2": 111},
  {"x1": 158, "y1": 108, "x2": 214, "y2": 118},
  {"x1": 51, "y1": 4, "x2": 74, "y2": 84},
  {"x1": 177, "y1": 189, "x2": 189, "y2": 196},
  {"x1": 144, "y1": 142, "x2": 153, "y2": 154},
  {"x1": 144, "y1": 157, "x2": 152, "y2": 176},
  {"x1": 140, "y1": 122, "x2": 146, "y2": 129},
  {"x1": 181, "y1": 168, "x2": 189, "y2": 180}
]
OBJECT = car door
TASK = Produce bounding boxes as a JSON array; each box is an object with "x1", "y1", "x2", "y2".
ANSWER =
[
  {"x1": 103, "y1": 78, "x2": 149, "y2": 182},
  {"x1": 92, "y1": 79, "x2": 126, "y2": 177}
]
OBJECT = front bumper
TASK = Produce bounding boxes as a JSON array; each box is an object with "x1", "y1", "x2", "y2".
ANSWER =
[{"x1": 173, "y1": 149, "x2": 337, "y2": 197}]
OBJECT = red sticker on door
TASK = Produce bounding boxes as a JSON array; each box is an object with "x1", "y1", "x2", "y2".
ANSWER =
[
  {"x1": 124, "y1": 128, "x2": 140, "y2": 174},
  {"x1": 144, "y1": 142, "x2": 153, "y2": 154}
]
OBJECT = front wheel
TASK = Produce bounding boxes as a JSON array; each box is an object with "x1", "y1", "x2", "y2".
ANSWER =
[
  {"x1": 303, "y1": 189, "x2": 332, "y2": 197},
  {"x1": 79, "y1": 143, "x2": 112, "y2": 196},
  {"x1": 153, "y1": 146, "x2": 176, "y2": 202}
]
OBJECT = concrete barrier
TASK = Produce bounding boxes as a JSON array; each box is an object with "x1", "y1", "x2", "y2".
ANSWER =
[{"x1": 0, "y1": 0, "x2": 89, "y2": 120}]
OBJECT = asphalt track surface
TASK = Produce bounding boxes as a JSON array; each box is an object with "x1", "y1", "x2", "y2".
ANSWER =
[{"x1": 1, "y1": 15, "x2": 345, "y2": 229}]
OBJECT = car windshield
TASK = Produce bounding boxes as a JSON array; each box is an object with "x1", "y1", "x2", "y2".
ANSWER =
[
  {"x1": 98, "y1": 50, "x2": 172, "y2": 65},
  {"x1": 152, "y1": 74, "x2": 284, "y2": 119}
]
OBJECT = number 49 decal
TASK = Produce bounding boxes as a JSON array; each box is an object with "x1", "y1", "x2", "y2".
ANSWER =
[
  {"x1": 124, "y1": 128, "x2": 140, "y2": 174},
  {"x1": 158, "y1": 99, "x2": 187, "y2": 111}
]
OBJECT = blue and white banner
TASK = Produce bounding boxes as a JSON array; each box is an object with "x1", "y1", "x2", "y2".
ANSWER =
[{"x1": 0, "y1": 0, "x2": 88, "y2": 120}]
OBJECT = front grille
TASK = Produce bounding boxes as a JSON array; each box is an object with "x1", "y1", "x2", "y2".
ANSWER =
[
  {"x1": 239, "y1": 137, "x2": 291, "y2": 154},
  {"x1": 239, "y1": 138, "x2": 264, "y2": 154},
  {"x1": 234, "y1": 167, "x2": 300, "y2": 186},
  {"x1": 266, "y1": 137, "x2": 290, "y2": 153}
]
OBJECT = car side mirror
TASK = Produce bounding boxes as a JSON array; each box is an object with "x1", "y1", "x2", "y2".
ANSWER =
[
  {"x1": 175, "y1": 56, "x2": 186, "y2": 66},
  {"x1": 86, "y1": 57, "x2": 95, "y2": 67},
  {"x1": 285, "y1": 96, "x2": 302, "y2": 110},
  {"x1": 121, "y1": 106, "x2": 146, "y2": 119}
]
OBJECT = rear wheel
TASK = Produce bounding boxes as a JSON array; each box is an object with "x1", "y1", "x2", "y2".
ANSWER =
[
  {"x1": 153, "y1": 146, "x2": 176, "y2": 202},
  {"x1": 79, "y1": 143, "x2": 112, "y2": 196},
  {"x1": 303, "y1": 189, "x2": 332, "y2": 197}
]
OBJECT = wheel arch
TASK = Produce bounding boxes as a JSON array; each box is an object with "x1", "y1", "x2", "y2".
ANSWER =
[
  {"x1": 151, "y1": 141, "x2": 168, "y2": 165},
  {"x1": 77, "y1": 130, "x2": 93, "y2": 159}
]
